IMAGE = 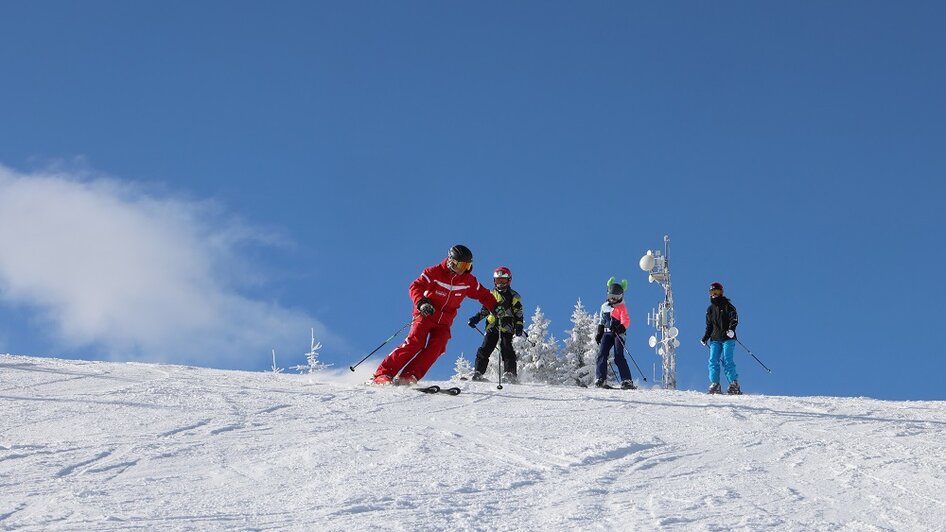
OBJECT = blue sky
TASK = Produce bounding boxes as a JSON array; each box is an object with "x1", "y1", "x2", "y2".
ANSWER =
[{"x1": 1, "y1": 1, "x2": 944, "y2": 400}]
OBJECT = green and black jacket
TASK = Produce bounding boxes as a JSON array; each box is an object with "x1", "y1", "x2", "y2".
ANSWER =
[{"x1": 471, "y1": 288, "x2": 524, "y2": 334}]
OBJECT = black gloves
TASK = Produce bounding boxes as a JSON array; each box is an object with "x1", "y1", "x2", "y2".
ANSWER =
[
  {"x1": 417, "y1": 298, "x2": 435, "y2": 316},
  {"x1": 595, "y1": 325, "x2": 604, "y2": 345},
  {"x1": 468, "y1": 316, "x2": 480, "y2": 328},
  {"x1": 611, "y1": 322, "x2": 626, "y2": 335},
  {"x1": 515, "y1": 325, "x2": 524, "y2": 337},
  {"x1": 700, "y1": 336, "x2": 709, "y2": 346}
]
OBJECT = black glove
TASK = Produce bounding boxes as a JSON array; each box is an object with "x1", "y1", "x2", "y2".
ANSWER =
[
  {"x1": 417, "y1": 298, "x2": 435, "y2": 316},
  {"x1": 515, "y1": 325, "x2": 524, "y2": 337},
  {"x1": 700, "y1": 336, "x2": 709, "y2": 346},
  {"x1": 611, "y1": 322, "x2": 626, "y2": 335},
  {"x1": 595, "y1": 325, "x2": 604, "y2": 345},
  {"x1": 468, "y1": 316, "x2": 480, "y2": 328}
]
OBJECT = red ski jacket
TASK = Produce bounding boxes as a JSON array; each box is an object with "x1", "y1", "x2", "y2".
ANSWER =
[{"x1": 409, "y1": 260, "x2": 497, "y2": 326}]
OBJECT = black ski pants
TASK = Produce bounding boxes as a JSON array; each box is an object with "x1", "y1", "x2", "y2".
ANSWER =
[{"x1": 474, "y1": 329, "x2": 517, "y2": 375}]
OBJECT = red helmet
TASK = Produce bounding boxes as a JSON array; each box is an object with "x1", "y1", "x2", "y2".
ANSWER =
[
  {"x1": 709, "y1": 282, "x2": 724, "y2": 296},
  {"x1": 493, "y1": 267, "x2": 512, "y2": 288}
]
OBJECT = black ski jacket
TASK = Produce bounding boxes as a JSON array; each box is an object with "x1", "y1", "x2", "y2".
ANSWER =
[{"x1": 703, "y1": 296, "x2": 738, "y2": 342}]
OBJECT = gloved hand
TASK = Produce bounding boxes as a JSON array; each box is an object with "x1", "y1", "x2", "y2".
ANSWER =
[
  {"x1": 595, "y1": 325, "x2": 604, "y2": 345},
  {"x1": 468, "y1": 316, "x2": 480, "y2": 328},
  {"x1": 726, "y1": 330, "x2": 735, "y2": 338},
  {"x1": 700, "y1": 336, "x2": 709, "y2": 346},
  {"x1": 515, "y1": 325, "x2": 524, "y2": 337},
  {"x1": 611, "y1": 322, "x2": 626, "y2": 335},
  {"x1": 417, "y1": 298, "x2": 435, "y2": 316}
]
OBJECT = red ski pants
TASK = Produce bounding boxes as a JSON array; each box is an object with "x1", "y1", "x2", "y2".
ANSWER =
[{"x1": 374, "y1": 318, "x2": 452, "y2": 380}]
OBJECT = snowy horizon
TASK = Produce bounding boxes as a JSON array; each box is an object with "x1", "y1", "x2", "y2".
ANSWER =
[{"x1": 2, "y1": 353, "x2": 945, "y2": 530}]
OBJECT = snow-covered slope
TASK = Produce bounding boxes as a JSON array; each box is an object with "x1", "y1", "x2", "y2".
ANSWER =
[{"x1": 2, "y1": 354, "x2": 945, "y2": 531}]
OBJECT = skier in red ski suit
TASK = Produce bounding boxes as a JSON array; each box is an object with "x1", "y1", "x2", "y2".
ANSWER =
[{"x1": 373, "y1": 245, "x2": 497, "y2": 385}]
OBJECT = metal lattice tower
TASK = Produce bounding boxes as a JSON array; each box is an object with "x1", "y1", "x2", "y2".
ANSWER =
[{"x1": 639, "y1": 235, "x2": 679, "y2": 390}]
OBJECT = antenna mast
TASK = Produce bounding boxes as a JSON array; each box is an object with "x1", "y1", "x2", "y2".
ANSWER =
[{"x1": 639, "y1": 235, "x2": 679, "y2": 389}]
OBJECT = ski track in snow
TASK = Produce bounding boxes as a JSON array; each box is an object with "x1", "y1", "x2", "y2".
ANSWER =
[{"x1": 1, "y1": 354, "x2": 946, "y2": 531}]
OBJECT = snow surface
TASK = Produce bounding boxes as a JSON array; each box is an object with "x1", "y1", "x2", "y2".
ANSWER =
[{"x1": 2, "y1": 354, "x2": 945, "y2": 531}]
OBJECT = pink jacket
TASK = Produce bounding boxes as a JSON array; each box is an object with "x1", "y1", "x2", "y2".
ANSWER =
[{"x1": 610, "y1": 302, "x2": 630, "y2": 329}]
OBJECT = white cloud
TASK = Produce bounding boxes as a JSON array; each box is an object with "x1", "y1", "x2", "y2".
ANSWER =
[{"x1": 0, "y1": 163, "x2": 324, "y2": 367}]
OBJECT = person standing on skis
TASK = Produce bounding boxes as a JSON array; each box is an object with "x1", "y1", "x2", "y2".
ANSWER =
[
  {"x1": 594, "y1": 277, "x2": 636, "y2": 389},
  {"x1": 467, "y1": 266, "x2": 525, "y2": 383},
  {"x1": 701, "y1": 282, "x2": 742, "y2": 395},
  {"x1": 373, "y1": 245, "x2": 498, "y2": 386}
]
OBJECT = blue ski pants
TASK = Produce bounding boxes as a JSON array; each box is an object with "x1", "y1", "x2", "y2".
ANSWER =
[
  {"x1": 708, "y1": 340, "x2": 738, "y2": 384},
  {"x1": 596, "y1": 333, "x2": 632, "y2": 382}
]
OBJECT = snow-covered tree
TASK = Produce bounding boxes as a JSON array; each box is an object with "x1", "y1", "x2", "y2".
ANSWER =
[
  {"x1": 559, "y1": 298, "x2": 598, "y2": 387},
  {"x1": 270, "y1": 349, "x2": 283, "y2": 374},
  {"x1": 452, "y1": 353, "x2": 473, "y2": 381},
  {"x1": 292, "y1": 328, "x2": 330, "y2": 374},
  {"x1": 516, "y1": 306, "x2": 561, "y2": 383}
]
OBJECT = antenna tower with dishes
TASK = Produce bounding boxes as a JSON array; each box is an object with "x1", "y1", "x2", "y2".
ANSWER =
[{"x1": 639, "y1": 235, "x2": 679, "y2": 389}]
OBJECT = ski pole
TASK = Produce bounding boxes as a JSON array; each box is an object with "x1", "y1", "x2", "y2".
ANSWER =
[
  {"x1": 735, "y1": 338, "x2": 773, "y2": 373},
  {"x1": 615, "y1": 335, "x2": 647, "y2": 382},
  {"x1": 348, "y1": 317, "x2": 417, "y2": 371}
]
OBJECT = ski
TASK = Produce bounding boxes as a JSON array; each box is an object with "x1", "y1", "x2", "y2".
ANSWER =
[
  {"x1": 364, "y1": 381, "x2": 461, "y2": 395},
  {"x1": 414, "y1": 385, "x2": 462, "y2": 396},
  {"x1": 415, "y1": 385, "x2": 441, "y2": 393}
]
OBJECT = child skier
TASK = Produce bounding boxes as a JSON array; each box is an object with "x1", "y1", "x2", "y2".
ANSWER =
[
  {"x1": 701, "y1": 282, "x2": 742, "y2": 395},
  {"x1": 467, "y1": 266, "x2": 525, "y2": 383},
  {"x1": 373, "y1": 245, "x2": 497, "y2": 385},
  {"x1": 594, "y1": 277, "x2": 636, "y2": 389}
]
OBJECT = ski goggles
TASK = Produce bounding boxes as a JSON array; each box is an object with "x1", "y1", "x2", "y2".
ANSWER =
[
  {"x1": 448, "y1": 259, "x2": 472, "y2": 273},
  {"x1": 709, "y1": 288, "x2": 723, "y2": 297},
  {"x1": 494, "y1": 278, "x2": 510, "y2": 287}
]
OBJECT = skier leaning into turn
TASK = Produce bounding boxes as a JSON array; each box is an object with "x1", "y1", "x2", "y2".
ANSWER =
[
  {"x1": 468, "y1": 266, "x2": 525, "y2": 383},
  {"x1": 373, "y1": 245, "x2": 497, "y2": 386},
  {"x1": 701, "y1": 282, "x2": 742, "y2": 395},
  {"x1": 594, "y1": 277, "x2": 636, "y2": 390}
]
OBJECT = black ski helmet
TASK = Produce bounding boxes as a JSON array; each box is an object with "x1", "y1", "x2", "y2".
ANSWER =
[
  {"x1": 710, "y1": 282, "x2": 724, "y2": 295},
  {"x1": 607, "y1": 276, "x2": 627, "y2": 302},
  {"x1": 448, "y1": 244, "x2": 473, "y2": 263}
]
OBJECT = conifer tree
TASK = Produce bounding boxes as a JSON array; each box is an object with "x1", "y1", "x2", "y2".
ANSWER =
[
  {"x1": 452, "y1": 353, "x2": 473, "y2": 381},
  {"x1": 292, "y1": 328, "x2": 330, "y2": 374},
  {"x1": 560, "y1": 299, "x2": 598, "y2": 387},
  {"x1": 515, "y1": 306, "x2": 561, "y2": 383}
]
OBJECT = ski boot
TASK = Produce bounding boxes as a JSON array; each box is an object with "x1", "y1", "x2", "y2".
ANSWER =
[
  {"x1": 502, "y1": 372, "x2": 519, "y2": 384},
  {"x1": 707, "y1": 382, "x2": 722, "y2": 394},
  {"x1": 397, "y1": 374, "x2": 418, "y2": 386},
  {"x1": 620, "y1": 379, "x2": 636, "y2": 390},
  {"x1": 727, "y1": 381, "x2": 742, "y2": 395},
  {"x1": 470, "y1": 371, "x2": 488, "y2": 382},
  {"x1": 594, "y1": 378, "x2": 605, "y2": 388},
  {"x1": 373, "y1": 374, "x2": 394, "y2": 385}
]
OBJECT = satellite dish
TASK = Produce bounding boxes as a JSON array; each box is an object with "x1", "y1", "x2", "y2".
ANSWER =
[
  {"x1": 668, "y1": 326, "x2": 679, "y2": 339},
  {"x1": 673, "y1": 339, "x2": 681, "y2": 348},
  {"x1": 648, "y1": 336, "x2": 657, "y2": 348},
  {"x1": 648, "y1": 274, "x2": 655, "y2": 283},
  {"x1": 639, "y1": 253, "x2": 655, "y2": 272},
  {"x1": 658, "y1": 348, "x2": 665, "y2": 356}
]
